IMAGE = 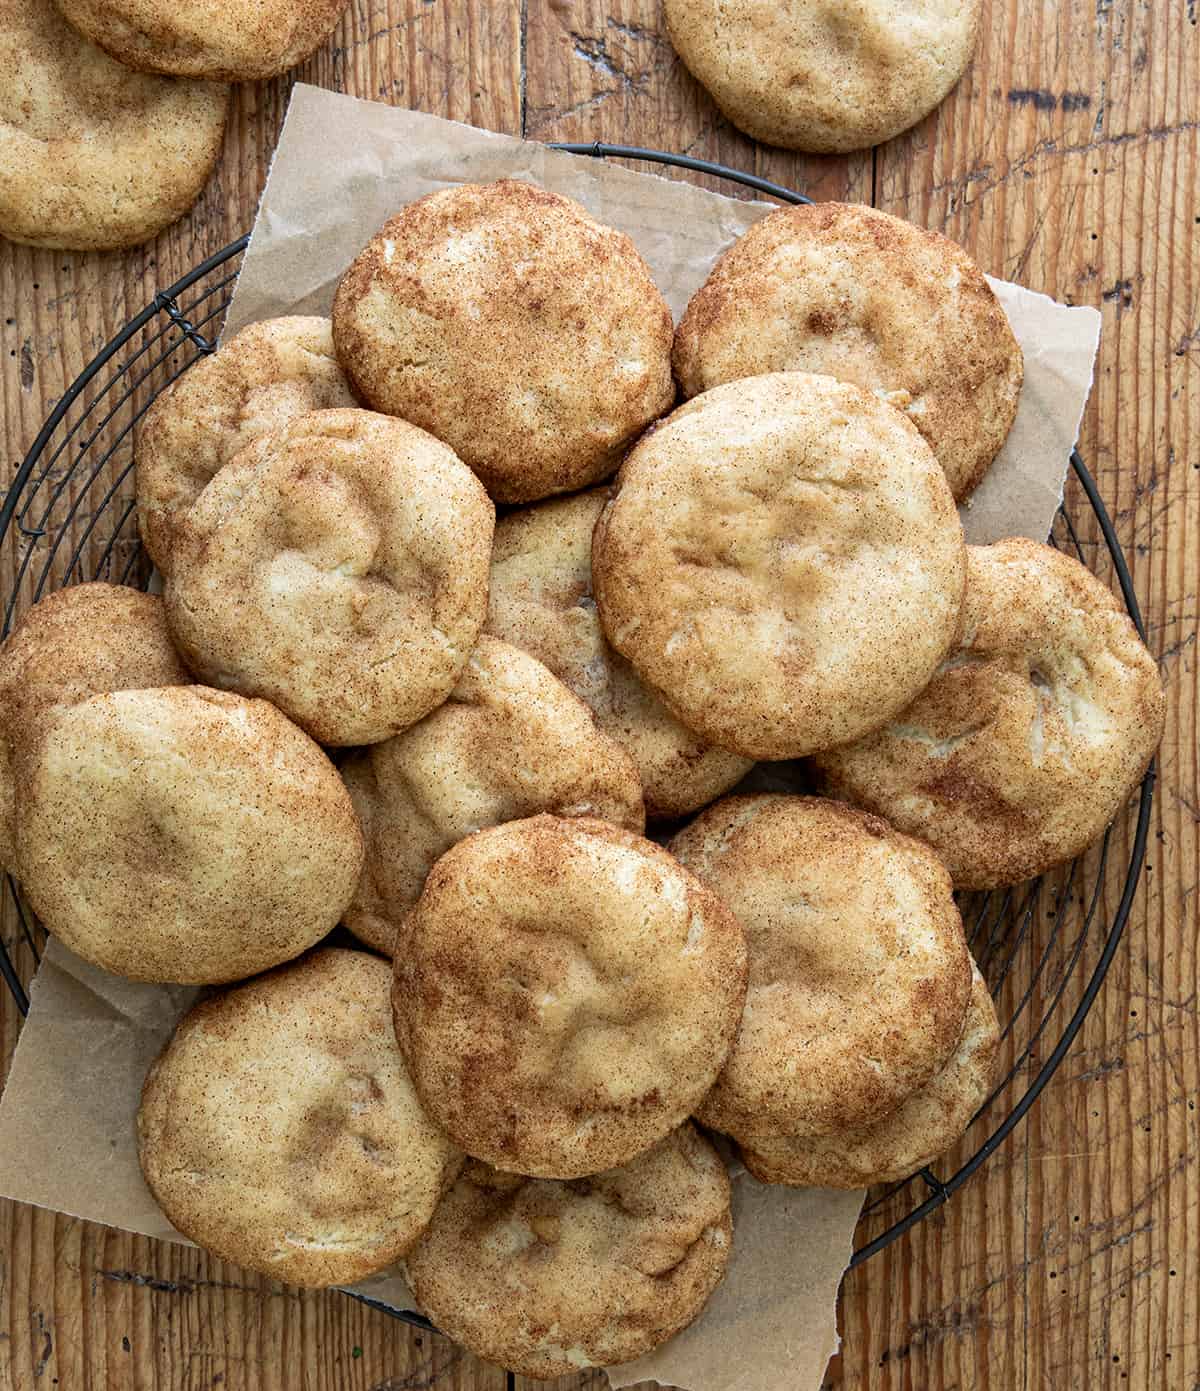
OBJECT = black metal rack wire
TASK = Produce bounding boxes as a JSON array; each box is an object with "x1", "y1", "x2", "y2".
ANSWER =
[{"x1": 0, "y1": 147, "x2": 1155, "y2": 1302}]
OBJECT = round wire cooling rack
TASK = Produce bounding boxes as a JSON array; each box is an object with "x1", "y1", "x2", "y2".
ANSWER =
[{"x1": 0, "y1": 147, "x2": 1156, "y2": 1297}]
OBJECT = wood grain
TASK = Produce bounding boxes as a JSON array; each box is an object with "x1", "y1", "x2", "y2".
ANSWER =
[
  {"x1": 1, "y1": 0, "x2": 1197, "y2": 1387},
  {"x1": 0, "y1": 6, "x2": 520, "y2": 1391},
  {"x1": 836, "y1": 3, "x2": 1199, "y2": 1387}
]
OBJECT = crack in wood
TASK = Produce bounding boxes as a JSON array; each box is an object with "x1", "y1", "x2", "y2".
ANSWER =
[
  {"x1": 1007, "y1": 88, "x2": 1092, "y2": 111},
  {"x1": 919, "y1": 121, "x2": 1200, "y2": 211},
  {"x1": 31, "y1": 1310, "x2": 52, "y2": 1378},
  {"x1": 367, "y1": 1346, "x2": 462, "y2": 1391},
  {"x1": 1073, "y1": 1054, "x2": 1126, "y2": 1082},
  {"x1": 1157, "y1": 632, "x2": 1196, "y2": 667},
  {"x1": 97, "y1": 1269, "x2": 303, "y2": 1300},
  {"x1": 1175, "y1": 323, "x2": 1200, "y2": 357}
]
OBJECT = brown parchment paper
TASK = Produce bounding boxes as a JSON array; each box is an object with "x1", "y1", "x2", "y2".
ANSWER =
[{"x1": 0, "y1": 84, "x2": 1103, "y2": 1391}]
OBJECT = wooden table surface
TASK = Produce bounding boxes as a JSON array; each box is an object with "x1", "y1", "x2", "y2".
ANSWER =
[{"x1": 0, "y1": 1, "x2": 1196, "y2": 1387}]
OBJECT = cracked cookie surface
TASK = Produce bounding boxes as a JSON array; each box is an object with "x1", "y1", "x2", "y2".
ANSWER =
[
  {"x1": 740, "y1": 960, "x2": 999, "y2": 1187},
  {"x1": 332, "y1": 180, "x2": 674, "y2": 504},
  {"x1": 164, "y1": 408, "x2": 494, "y2": 746},
  {"x1": 18, "y1": 686, "x2": 363, "y2": 982},
  {"x1": 0, "y1": 584, "x2": 190, "y2": 868},
  {"x1": 592, "y1": 372, "x2": 966, "y2": 760},
  {"x1": 487, "y1": 489, "x2": 751, "y2": 819},
  {"x1": 139, "y1": 949, "x2": 461, "y2": 1286},
  {"x1": 341, "y1": 636, "x2": 645, "y2": 956},
  {"x1": 0, "y1": 0, "x2": 228, "y2": 249},
  {"x1": 814, "y1": 539, "x2": 1166, "y2": 888},
  {"x1": 671, "y1": 794, "x2": 971, "y2": 1140},
  {"x1": 663, "y1": 0, "x2": 981, "y2": 153},
  {"x1": 136, "y1": 317, "x2": 358, "y2": 573},
  {"x1": 52, "y1": 0, "x2": 350, "y2": 80},
  {"x1": 392, "y1": 814, "x2": 747, "y2": 1178},
  {"x1": 405, "y1": 1124, "x2": 731, "y2": 1377},
  {"x1": 673, "y1": 202, "x2": 1022, "y2": 501}
]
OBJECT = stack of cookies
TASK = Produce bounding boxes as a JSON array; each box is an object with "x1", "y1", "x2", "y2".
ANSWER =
[
  {"x1": 0, "y1": 0, "x2": 352, "y2": 250},
  {"x1": 0, "y1": 182, "x2": 1165, "y2": 1379}
]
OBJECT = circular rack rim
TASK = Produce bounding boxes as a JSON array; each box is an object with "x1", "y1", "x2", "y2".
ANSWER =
[{"x1": 0, "y1": 143, "x2": 1155, "y2": 1301}]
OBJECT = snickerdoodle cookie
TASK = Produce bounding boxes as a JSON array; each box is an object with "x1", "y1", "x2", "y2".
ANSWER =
[
  {"x1": 392, "y1": 815, "x2": 747, "y2": 1178},
  {"x1": 341, "y1": 636, "x2": 645, "y2": 956},
  {"x1": 0, "y1": 583, "x2": 190, "y2": 867},
  {"x1": 670, "y1": 795, "x2": 971, "y2": 1139},
  {"x1": 332, "y1": 181, "x2": 674, "y2": 504},
  {"x1": 164, "y1": 409, "x2": 494, "y2": 746},
  {"x1": 139, "y1": 949, "x2": 462, "y2": 1287},
  {"x1": 740, "y1": 962, "x2": 999, "y2": 1187},
  {"x1": 53, "y1": 0, "x2": 350, "y2": 80},
  {"x1": 592, "y1": 372, "x2": 966, "y2": 760},
  {"x1": 405, "y1": 1125, "x2": 731, "y2": 1377},
  {"x1": 136, "y1": 317, "x2": 358, "y2": 573},
  {"x1": 17, "y1": 686, "x2": 363, "y2": 982},
  {"x1": 815, "y1": 539, "x2": 1166, "y2": 889},
  {"x1": 673, "y1": 202, "x2": 1023, "y2": 501},
  {"x1": 0, "y1": 0, "x2": 228, "y2": 250},
  {"x1": 663, "y1": 0, "x2": 982, "y2": 153},
  {"x1": 486, "y1": 490, "x2": 751, "y2": 819}
]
